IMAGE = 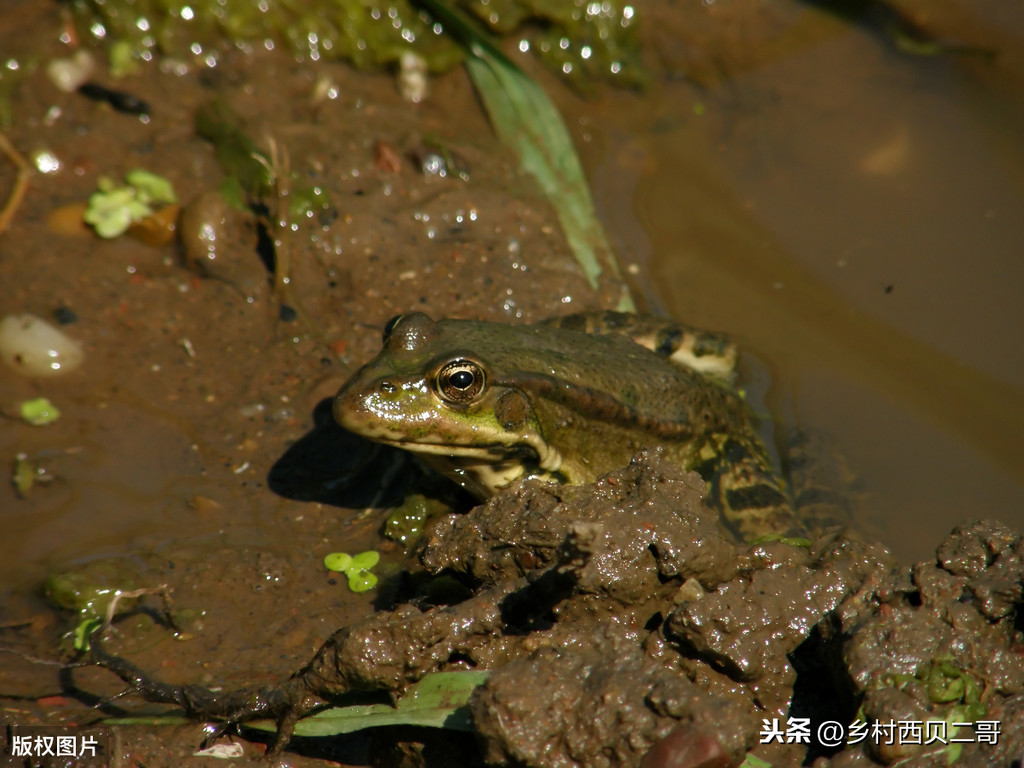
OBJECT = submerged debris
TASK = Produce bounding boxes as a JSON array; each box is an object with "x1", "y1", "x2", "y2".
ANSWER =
[{"x1": 77, "y1": 82, "x2": 151, "y2": 116}]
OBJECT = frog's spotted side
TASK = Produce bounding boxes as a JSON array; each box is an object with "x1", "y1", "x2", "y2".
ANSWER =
[{"x1": 333, "y1": 312, "x2": 798, "y2": 541}]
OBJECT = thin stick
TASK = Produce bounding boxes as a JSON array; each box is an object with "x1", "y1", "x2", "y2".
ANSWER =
[{"x1": 0, "y1": 132, "x2": 31, "y2": 235}]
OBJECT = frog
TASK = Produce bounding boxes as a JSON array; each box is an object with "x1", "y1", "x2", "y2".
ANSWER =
[{"x1": 333, "y1": 311, "x2": 801, "y2": 541}]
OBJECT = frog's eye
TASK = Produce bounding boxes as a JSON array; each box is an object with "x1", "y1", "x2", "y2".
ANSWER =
[{"x1": 436, "y1": 359, "x2": 486, "y2": 403}]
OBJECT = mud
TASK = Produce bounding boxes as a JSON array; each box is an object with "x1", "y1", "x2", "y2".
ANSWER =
[
  {"x1": 1, "y1": 1, "x2": 1022, "y2": 767},
  {"x1": 73, "y1": 454, "x2": 1024, "y2": 767}
]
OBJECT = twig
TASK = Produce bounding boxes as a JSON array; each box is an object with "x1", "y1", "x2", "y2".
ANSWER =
[{"x1": 0, "y1": 132, "x2": 31, "y2": 234}]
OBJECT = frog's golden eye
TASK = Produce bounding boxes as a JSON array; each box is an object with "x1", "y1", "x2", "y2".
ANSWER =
[{"x1": 436, "y1": 359, "x2": 486, "y2": 403}]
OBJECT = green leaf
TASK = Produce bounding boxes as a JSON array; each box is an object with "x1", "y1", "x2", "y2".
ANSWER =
[
  {"x1": 20, "y1": 397, "x2": 60, "y2": 426},
  {"x1": 323, "y1": 552, "x2": 353, "y2": 572},
  {"x1": 347, "y1": 570, "x2": 378, "y2": 593},
  {"x1": 12, "y1": 454, "x2": 36, "y2": 497},
  {"x1": 419, "y1": 0, "x2": 634, "y2": 310},
  {"x1": 72, "y1": 617, "x2": 103, "y2": 652},
  {"x1": 195, "y1": 99, "x2": 274, "y2": 201},
  {"x1": 325, "y1": 550, "x2": 381, "y2": 591},
  {"x1": 82, "y1": 169, "x2": 177, "y2": 238},
  {"x1": 84, "y1": 186, "x2": 151, "y2": 238},
  {"x1": 739, "y1": 755, "x2": 773, "y2": 768},
  {"x1": 126, "y1": 168, "x2": 177, "y2": 205},
  {"x1": 350, "y1": 551, "x2": 380, "y2": 571},
  {"x1": 217, "y1": 176, "x2": 248, "y2": 211},
  {"x1": 963, "y1": 702, "x2": 987, "y2": 721},
  {"x1": 247, "y1": 670, "x2": 491, "y2": 737},
  {"x1": 108, "y1": 40, "x2": 141, "y2": 78}
]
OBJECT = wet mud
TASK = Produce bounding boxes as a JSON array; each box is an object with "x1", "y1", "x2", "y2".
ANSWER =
[
  {"x1": 80, "y1": 455, "x2": 1024, "y2": 767},
  {"x1": 1, "y1": 1, "x2": 1022, "y2": 767}
]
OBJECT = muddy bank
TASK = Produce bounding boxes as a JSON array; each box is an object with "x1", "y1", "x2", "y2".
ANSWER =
[{"x1": 76, "y1": 453, "x2": 1024, "y2": 767}]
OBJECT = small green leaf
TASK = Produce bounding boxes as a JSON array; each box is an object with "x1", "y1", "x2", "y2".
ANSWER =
[
  {"x1": 324, "y1": 552, "x2": 353, "y2": 572},
  {"x1": 84, "y1": 186, "x2": 151, "y2": 238},
  {"x1": 928, "y1": 673, "x2": 965, "y2": 703},
  {"x1": 20, "y1": 397, "x2": 61, "y2": 426},
  {"x1": 195, "y1": 99, "x2": 274, "y2": 201},
  {"x1": 126, "y1": 168, "x2": 178, "y2": 205},
  {"x1": 350, "y1": 551, "x2": 380, "y2": 571},
  {"x1": 347, "y1": 570, "x2": 378, "y2": 593},
  {"x1": 924, "y1": 658, "x2": 977, "y2": 704},
  {"x1": 325, "y1": 550, "x2": 380, "y2": 591},
  {"x1": 72, "y1": 617, "x2": 103, "y2": 652},
  {"x1": 13, "y1": 454, "x2": 36, "y2": 497},
  {"x1": 83, "y1": 170, "x2": 177, "y2": 238},
  {"x1": 217, "y1": 176, "x2": 248, "y2": 211},
  {"x1": 287, "y1": 184, "x2": 332, "y2": 220},
  {"x1": 963, "y1": 702, "x2": 987, "y2": 721},
  {"x1": 739, "y1": 755, "x2": 773, "y2": 768},
  {"x1": 108, "y1": 40, "x2": 140, "y2": 78}
]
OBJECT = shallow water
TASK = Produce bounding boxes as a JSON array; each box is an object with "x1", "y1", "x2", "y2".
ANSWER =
[{"x1": 575, "y1": 2, "x2": 1024, "y2": 561}]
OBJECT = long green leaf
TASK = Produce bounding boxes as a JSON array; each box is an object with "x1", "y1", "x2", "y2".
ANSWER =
[
  {"x1": 246, "y1": 670, "x2": 490, "y2": 737},
  {"x1": 418, "y1": 0, "x2": 634, "y2": 311}
]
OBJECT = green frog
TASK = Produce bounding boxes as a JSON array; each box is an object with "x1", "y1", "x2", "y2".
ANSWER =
[{"x1": 333, "y1": 311, "x2": 800, "y2": 541}]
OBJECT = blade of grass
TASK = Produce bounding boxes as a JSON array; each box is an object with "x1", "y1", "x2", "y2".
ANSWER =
[
  {"x1": 245, "y1": 670, "x2": 490, "y2": 737},
  {"x1": 417, "y1": 0, "x2": 635, "y2": 311}
]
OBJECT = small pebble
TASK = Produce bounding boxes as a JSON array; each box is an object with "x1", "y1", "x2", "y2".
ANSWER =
[
  {"x1": 0, "y1": 314, "x2": 84, "y2": 378},
  {"x1": 53, "y1": 307, "x2": 78, "y2": 325},
  {"x1": 46, "y1": 50, "x2": 96, "y2": 93},
  {"x1": 179, "y1": 191, "x2": 263, "y2": 300}
]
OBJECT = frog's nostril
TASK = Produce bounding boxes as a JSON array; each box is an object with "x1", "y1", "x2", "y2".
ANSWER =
[{"x1": 381, "y1": 381, "x2": 396, "y2": 393}]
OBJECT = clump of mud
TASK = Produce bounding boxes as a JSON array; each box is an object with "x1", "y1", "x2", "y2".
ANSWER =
[{"x1": 88, "y1": 451, "x2": 1024, "y2": 767}]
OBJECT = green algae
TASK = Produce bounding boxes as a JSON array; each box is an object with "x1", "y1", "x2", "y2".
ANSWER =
[{"x1": 68, "y1": 0, "x2": 641, "y2": 87}]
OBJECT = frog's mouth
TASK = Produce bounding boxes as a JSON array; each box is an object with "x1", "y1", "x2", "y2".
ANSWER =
[
  {"x1": 356, "y1": 432, "x2": 564, "y2": 483},
  {"x1": 371, "y1": 435, "x2": 561, "y2": 471},
  {"x1": 416, "y1": 452, "x2": 567, "y2": 500}
]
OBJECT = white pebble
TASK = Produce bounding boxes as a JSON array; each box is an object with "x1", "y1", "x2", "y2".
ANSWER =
[
  {"x1": 0, "y1": 314, "x2": 84, "y2": 378},
  {"x1": 46, "y1": 50, "x2": 96, "y2": 93}
]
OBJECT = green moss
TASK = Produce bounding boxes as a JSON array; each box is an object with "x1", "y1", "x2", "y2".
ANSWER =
[
  {"x1": 383, "y1": 493, "x2": 432, "y2": 545},
  {"x1": 69, "y1": 0, "x2": 642, "y2": 87}
]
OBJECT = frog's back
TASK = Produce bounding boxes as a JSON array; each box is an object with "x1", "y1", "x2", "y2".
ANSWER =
[{"x1": 434, "y1": 317, "x2": 744, "y2": 442}]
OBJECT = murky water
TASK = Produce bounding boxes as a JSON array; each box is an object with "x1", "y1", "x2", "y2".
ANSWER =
[{"x1": 577, "y1": 3, "x2": 1024, "y2": 561}]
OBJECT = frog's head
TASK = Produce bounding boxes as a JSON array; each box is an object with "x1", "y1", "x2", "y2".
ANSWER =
[{"x1": 333, "y1": 313, "x2": 561, "y2": 492}]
